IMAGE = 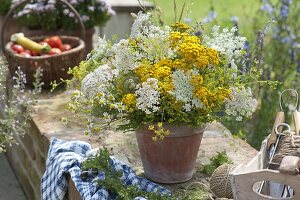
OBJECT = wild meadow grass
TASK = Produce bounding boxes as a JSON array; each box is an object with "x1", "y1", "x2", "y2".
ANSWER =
[{"x1": 149, "y1": 0, "x2": 260, "y2": 39}]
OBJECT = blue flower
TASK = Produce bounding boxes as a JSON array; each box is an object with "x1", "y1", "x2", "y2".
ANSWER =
[
  {"x1": 297, "y1": 60, "x2": 300, "y2": 72},
  {"x1": 282, "y1": 0, "x2": 292, "y2": 5},
  {"x1": 231, "y1": 16, "x2": 239, "y2": 23},
  {"x1": 280, "y1": 4, "x2": 290, "y2": 18},
  {"x1": 203, "y1": 10, "x2": 217, "y2": 23},
  {"x1": 261, "y1": 2, "x2": 274, "y2": 14},
  {"x1": 244, "y1": 41, "x2": 250, "y2": 51},
  {"x1": 183, "y1": 18, "x2": 192, "y2": 24}
]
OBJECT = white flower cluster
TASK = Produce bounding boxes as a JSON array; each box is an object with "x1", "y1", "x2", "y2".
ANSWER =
[
  {"x1": 89, "y1": 37, "x2": 110, "y2": 61},
  {"x1": 111, "y1": 39, "x2": 141, "y2": 71},
  {"x1": 171, "y1": 70, "x2": 203, "y2": 111},
  {"x1": 130, "y1": 12, "x2": 173, "y2": 62},
  {"x1": 225, "y1": 87, "x2": 257, "y2": 121},
  {"x1": 130, "y1": 12, "x2": 152, "y2": 38},
  {"x1": 135, "y1": 78, "x2": 160, "y2": 114},
  {"x1": 203, "y1": 25, "x2": 246, "y2": 66},
  {"x1": 81, "y1": 64, "x2": 118, "y2": 99}
]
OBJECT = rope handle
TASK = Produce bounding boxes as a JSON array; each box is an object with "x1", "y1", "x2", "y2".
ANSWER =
[
  {"x1": 0, "y1": 0, "x2": 86, "y2": 52},
  {"x1": 279, "y1": 89, "x2": 300, "y2": 135},
  {"x1": 279, "y1": 89, "x2": 299, "y2": 111}
]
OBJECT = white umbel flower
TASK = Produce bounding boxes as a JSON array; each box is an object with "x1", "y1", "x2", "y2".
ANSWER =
[
  {"x1": 81, "y1": 64, "x2": 117, "y2": 99},
  {"x1": 111, "y1": 39, "x2": 139, "y2": 71},
  {"x1": 224, "y1": 87, "x2": 257, "y2": 121},
  {"x1": 203, "y1": 25, "x2": 246, "y2": 64},
  {"x1": 135, "y1": 78, "x2": 160, "y2": 114},
  {"x1": 130, "y1": 12, "x2": 172, "y2": 62},
  {"x1": 130, "y1": 12, "x2": 152, "y2": 38},
  {"x1": 172, "y1": 70, "x2": 193, "y2": 103},
  {"x1": 172, "y1": 70, "x2": 203, "y2": 111}
]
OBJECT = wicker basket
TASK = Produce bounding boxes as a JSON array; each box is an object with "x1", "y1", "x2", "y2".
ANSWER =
[
  {"x1": 5, "y1": 36, "x2": 85, "y2": 87},
  {"x1": 0, "y1": 0, "x2": 86, "y2": 88}
]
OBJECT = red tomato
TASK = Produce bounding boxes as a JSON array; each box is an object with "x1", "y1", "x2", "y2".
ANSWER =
[
  {"x1": 46, "y1": 36, "x2": 62, "y2": 48},
  {"x1": 48, "y1": 48, "x2": 62, "y2": 55},
  {"x1": 30, "y1": 51, "x2": 39, "y2": 56},
  {"x1": 19, "y1": 52, "x2": 31, "y2": 57},
  {"x1": 60, "y1": 44, "x2": 72, "y2": 52},
  {"x1": 24, "y1": 49, "x2": 31, "y2": 54},
  {"x1": 11, "y1": 44, "x2": 24, "y2": 53}
]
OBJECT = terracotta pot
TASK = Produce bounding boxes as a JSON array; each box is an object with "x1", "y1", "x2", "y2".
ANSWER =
[
  {"x1": 135, "y1": 124, "x2": 205, "y2": 183},
  {"x1": 21, "y1": 27, "x2": 95, "y2": 56}
]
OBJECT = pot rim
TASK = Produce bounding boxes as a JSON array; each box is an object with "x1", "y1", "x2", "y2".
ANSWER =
[{"x1": 136, "y1": 123, "x2": 206, "y2": 138}]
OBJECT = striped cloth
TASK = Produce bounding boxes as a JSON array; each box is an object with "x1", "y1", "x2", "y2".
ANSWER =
[{"x1": 41, "y1": 138, "x2": 171, "y2": 200}]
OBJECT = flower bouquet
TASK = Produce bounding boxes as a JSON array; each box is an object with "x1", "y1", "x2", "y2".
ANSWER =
[{"x1": 68, "y1": 12, "x2": 262, "y2": 183}]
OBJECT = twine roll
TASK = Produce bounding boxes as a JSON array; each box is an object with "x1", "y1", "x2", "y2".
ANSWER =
[
  {"x1": 210, "y1": 164, "x2": 235, "y2": 199},
  {"x1": 272, "y1": 130, "x2": 300, "y2": 165}
]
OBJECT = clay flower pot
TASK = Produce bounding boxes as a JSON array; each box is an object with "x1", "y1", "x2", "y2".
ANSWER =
[{"x1": 135, "y1": 124, "x2": 205, "y2": 183}]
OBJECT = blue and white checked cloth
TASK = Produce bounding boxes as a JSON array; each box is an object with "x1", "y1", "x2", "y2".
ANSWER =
[{"x1": 41, "y1": 138, "x2": 171, "y2": 200}]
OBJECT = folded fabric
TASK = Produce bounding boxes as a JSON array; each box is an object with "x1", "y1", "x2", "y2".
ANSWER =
[{"x1": 41, "y1": 138, "x2": 171, "y2": 200}]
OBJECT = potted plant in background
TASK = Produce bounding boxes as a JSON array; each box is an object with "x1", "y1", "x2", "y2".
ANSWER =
[
  {"x1": 4, "y1": 0, "x2": 115, "y2": 54},
  {"x1": 0, "y1": 0, "x2": 19, "y2": 48},
  {"x1": 65, "y1": 12, "x2": 265, "y2": 183}
]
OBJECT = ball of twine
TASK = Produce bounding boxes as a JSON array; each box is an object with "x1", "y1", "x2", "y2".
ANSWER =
[
  {"x1": 210, "y1": 164, "x2": 235, "y2": 199},
  {"x1": 272, "y1": 131, "x2": 300, "y2": 166}
]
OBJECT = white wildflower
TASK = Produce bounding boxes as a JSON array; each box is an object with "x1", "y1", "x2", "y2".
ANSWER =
[
  {"x1": 111, "y1": 39, "x2": 141, "y2": 71},
  {"x1": 81, "y1": 64, "x2": 116, "y2": 99},
  {"x1": 103, "y1": 112, "x2": 111, "y2": 123},
  {"x1": 135, "y1": 78, "x2": 160, "y2": 114},
  {"x1": 203, "y1": 25, "x2": 246, "y2": 64},
  {"x1": 172, "y1": 70, "x2": 203, "y2": 111},
  {"x1": 89, "y1": 37, "x2": 111, "y2": 61},
  {"x1": 130, "y1": 12, "x2": 172, "y2": 62},
  {"x1": 172, "y1": 70, "x2": 194, "y2": 103},
  {"x1": 224, "y1": 87, "x2": 257, "y2": 121},
  {"x1": 130, "y1": 12, "x2": 152, "y2": 38}
]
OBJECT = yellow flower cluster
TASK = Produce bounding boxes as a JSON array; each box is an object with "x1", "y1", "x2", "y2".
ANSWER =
[
  {"x1": 135, "y1": 59, "x2": 174, "y2": 93},
  {"x1": 193, "y1": 86, "x2": 231, "y2": 108},
  {"x1": 122, "y1": 93, "x2": 136, "y2": 111},
  {"x1": 171, "y1": 22, "x2": 191, "y2": 31},
  {"x1": 170, "y1": 32, "x2": 189, "y2": 48},
  {"x1": 190, "y1": 74, "x2": 231, "y2": 108},
  {"x1": 148, "y1": 122, "x2": 171, "y2": 141},
  {"x1": 170, "y1": 31, "x2": 220, "y2": 70}
]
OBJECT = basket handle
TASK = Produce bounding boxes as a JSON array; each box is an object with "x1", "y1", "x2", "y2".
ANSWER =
[{"x1": 1, "y1": 0, "x2": 86, "y2": 52}]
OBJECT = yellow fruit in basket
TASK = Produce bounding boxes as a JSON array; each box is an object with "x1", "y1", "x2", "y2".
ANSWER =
[{"x1": 11, "y1": 33, "x2": 50, "y2": 54}]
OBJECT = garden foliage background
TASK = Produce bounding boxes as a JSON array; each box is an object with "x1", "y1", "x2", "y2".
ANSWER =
[{"x1": 150, "y1": 0, "x2": 299, "y2": 149}]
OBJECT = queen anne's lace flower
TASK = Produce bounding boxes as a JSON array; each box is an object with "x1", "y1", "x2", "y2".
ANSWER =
[
  {"x1": 111, "y1": 39, "x2": 141, "y2": 71},
  {"x1": 224, "y1": 87, "x2": 257, "y2": 121},
  {"x1": 172, "y1": 70, "x2": 203, "y2": 111},
  {"x1": 131, "y1": 12, "x2": 173, "y2": 62},
  {"x1": 172, "y1": 70, "x2": 193, "y2": 101},
  {"x1": 130, "y1": 12, "x2": 152, "y2": 38},
  {"x1": 203, "y1": 25, "x2": 246, "y2": 65},
  {"x1": 135, "y1": 78, "x2": 160, "y2": 114},
  {"x1": 81, "y1": 64, "x2": 117, "y2": 99}
]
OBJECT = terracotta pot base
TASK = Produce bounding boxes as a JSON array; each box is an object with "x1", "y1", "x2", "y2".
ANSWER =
[{"x1": 136, "y1": 125, "x2": 204, "y2": 183}]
